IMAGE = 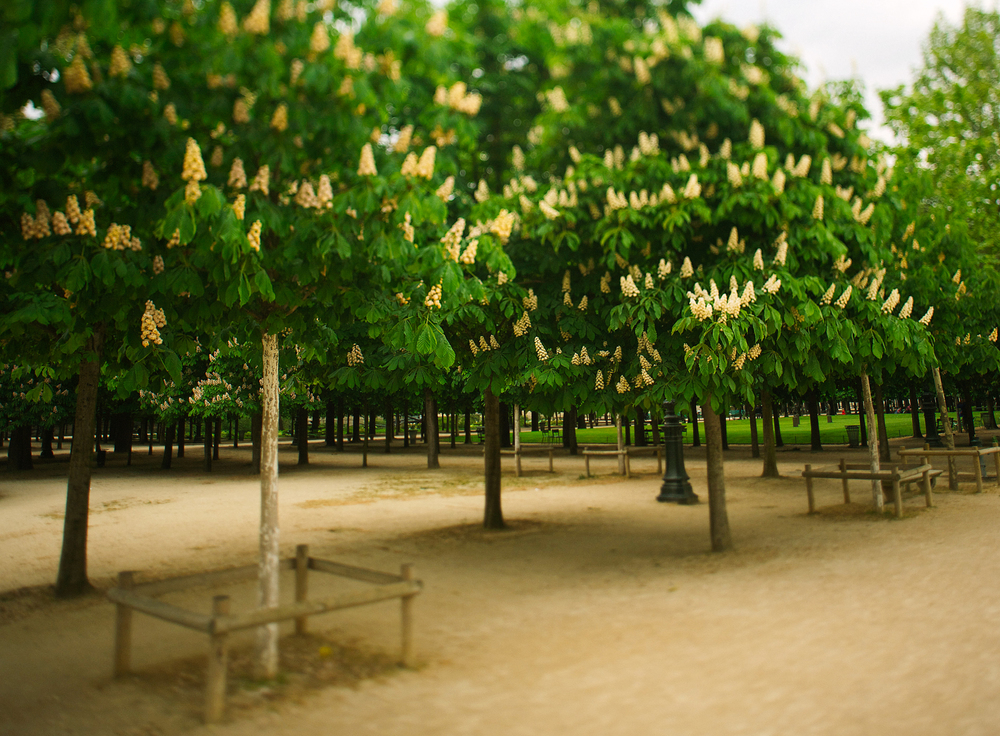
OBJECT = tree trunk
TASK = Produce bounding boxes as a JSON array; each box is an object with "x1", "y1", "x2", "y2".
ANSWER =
[
  {"x1": 910, "y1": 385, "x2": 923, "y2": 438},
  {"x1": 988, "y1": 393, "x2": 998, "y2": 430},
  {"x1": 251, "y1": 411, "x2": 262, "y2": 472},
  {"x1": 651, "y1": 409, "x2": 661, "y2": 446},
  {"x1": 635, "y1": 407, "x2": 647, "y2": 446},
  {"x1": 962, "y1": 383, "x2": 976, "y2": 445},
  {"x1": 748, "y1": 402, "x2": 760, "y2": 458},
  {"x1": 385, "y1": 399, "x2": 393, "y2": 453},
  {"x1": 297, "y1": 407, "x2": 309, "y2": 465},
  {"x1": 483, "y1": 387, "x2": 504, "y2": 529},
  {"x1": 932, "y1": 366, "x2": 958, "y2": 489},
  {"x1": 336, "y1": 397, "x2": 345, "y2": 451},
  {"x1": 425, "y1": 388, "x2": 439, "y2": 469},
  {"x1": 351, "y1": 406, "x2": 360, "y2": 442},
  {"x1": 860, "y1": 372, "x2": 884, "y2": 512},
  {"x1": 203, "y1": 417, "x2": 213, "y2": 472},
  {"x1": 161, "y1": 423, "x2": 175, "y2": 470},
  {"x1": 616, "y1": 414, "x2": 626, "y2": 474},
  {"x1": 874, "y1": 382, "x2": 891, "y2": 464},
  {"x1": 856, "y1": 382, "x2": 868, "y2": 447},
  {"x1": 255, "y1": 331, "x2": 281, "y2": 679},
  {"x1": 531, "y1": 411, "x2": 539, "y2": 432},
  {"x1": 564, "y1": 407, "x2": 578, "y2": 454},
  {"x1": 499, "y1": 402, "x2": 510, "y2": 448},
  {"x1": 40, "y1": 426, "x2": 55, "y2": 459},
  {"x1": 214, "y1": 418, "x2": 221, "y2": 460},
  {"x1": 55, "y1": 326, "x2": 104, "y2": 597},
  {"x1": 690, "y1": 399, "x2": 700, "y2": 447},
  {"x1": 325, "y1": 400, "x2": 336, "y2": 446},
  {"x1": 772, "y1": 403, "x2": 783, "y2": 447},
  {"x1": 720, "y1": 402, "x2": 729, "y2": 450},
  {"x1": 760, "y1": 389, "x2": 779, "y2": 477},
  {"x1": 8, "y1": 424, "x2": 33, "y2": 470},
  {"x1": 808, "y1": 391, "x2": 822, "y2": 452},
  {"x1": 702, "y1": 398, "x2": 733, "y2": 552}
]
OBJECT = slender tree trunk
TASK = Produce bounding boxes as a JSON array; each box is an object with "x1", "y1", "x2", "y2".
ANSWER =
[
  {"x1": 55, "y1": 326, "x2": 104, "y2": 597},
  {"x1": 255, "y1": 331, "x2": 281, "y2": 679},
  {"x1": 616, "y1": 414, "x2": 626, "y2": 474},
  {"x1": 336, "y1": 397, "x2": 345, "y2": 451},
  {"x1": 203, "y1": 417, "x2": 213, "y2": 472},
  {"x1": 909, "y1": 385, "x2": 923, "y2": 438},
  {"x1": 874, "y1": 382, "x2": 891, "y2": 464},
  {"x1": 772, "y1": 403, "x2": 783, "y2": 447},
  {"x1": 962, "y1": 384, "x2": 976, "y2": 445},
  {"x1": 861, "y1": 372, "x2": 884, "y2": 512},
  {"x1": 161, "y1": 423, "x2": 175, "y2": 470},
  {"x1": 325, "y1": 400, "x2": 336, "y2": 446},
  {"x1": 760, "y1": 389, "x2": 779, "y2": 477},
  {"x1": 297, "y1": 407, "x2": 309, "y2": 465},
  {"x1": 483, "y1": 387, "x2": 504, "y2": 529},
  {"x1": 932, "y1": 366, "x2": 958, "y2": 489},
  {"x1": 702, "y1": 398, "x2": 733, "y2": 552},
  {"x1": 808, "y1": 391, "x2": 822, "y2": 452},
  {"x1": 748, "y1": 402, "x2": 760, "y2": 458},
  {"x1": 651, "y1": 409, "x2": 661, "y2": 446},
  {"x1": 425, "y1": 388, "x2": 439, "y2": 469},
  {"x1": 385, "y1": 399, "x2": 393, "y2": 453},
  {"x1": 856, "y1": 382, "x2": 868, "y2": 447},
  {"x1": 465, "y1": 406, "x2": 472, "y2": 444},
  {"x1": 251, "y1": 411, "x2": 262, "y2": 472}
]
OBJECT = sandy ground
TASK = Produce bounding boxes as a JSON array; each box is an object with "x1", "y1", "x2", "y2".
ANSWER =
[{"x1": 2, "y1": 437, "x2": 1000, "y2": 736}]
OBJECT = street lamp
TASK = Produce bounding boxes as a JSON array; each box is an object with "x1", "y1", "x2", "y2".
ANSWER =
[{"x1": 657, "y1": 399, "x2": 699, "y2": 504}]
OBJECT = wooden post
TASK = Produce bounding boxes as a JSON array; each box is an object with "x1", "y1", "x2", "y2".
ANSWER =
[
  {"x1": 400, "y1": 564, "x2": 414, "y2": 668},
  {"x1": 513, "y1": 404, "x2": 522, "y2": 477},
  {"x1": 839, "y1": 458, "x2": 850, "y2": 504},
  {"x1": 295, "y1": 544, "x2": 309, "y2": 635},
  {"x1": 993, "y1": 451, "x2": 1000, "y2": 488},
  {"x1": 548, "y1": 448, "x2": 554, "y2": 473},
  {"x1": 585, "y1": 454, "x2": 591, "y2": 478},
  {"x1": 114, "y1": 571, "x2": 135, "y2": 677},
  {"x1": 892, "y1": 477, "x2": 902, "y2": 519},
  {"x1": 974, "y1": 451, "x2": 984, "y2": 493},
  {"x1": 805, "y1": 465, "x2": 815, "y2": 513},
  {"x1": 624, "y1": 451, "x2": 631, "y2": 479},
  {"x1": 922, "y1": 468, "x2": 934, "y2": 508},
  {"x1": 205, "y1": 595, "x2": 231, "y2": 724}
]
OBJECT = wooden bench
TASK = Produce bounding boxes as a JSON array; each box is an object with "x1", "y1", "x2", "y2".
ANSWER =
[
  {"x1": 625, "y1": 445, "x2": 665, "y2": 475},
  {"x1": 106, "y1": 545, "x2": 420, "y2": 723},
  {"x1": 500, "y1": 445, "x2": 556, "y2": 476},
  {"x1": 801, "y1": 460, "x2": 941, "y2": 518},
  {"x1": 897, "y1": 444, "x2": 1000, "y2": 493},
  {"x1": 582, "y1": 447, "x2": 630, "y2": 478}
]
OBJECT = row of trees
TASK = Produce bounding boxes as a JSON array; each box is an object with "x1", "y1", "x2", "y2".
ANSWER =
[{"x1": 3, "y1": 0, "x2": 999, "y2": 675}]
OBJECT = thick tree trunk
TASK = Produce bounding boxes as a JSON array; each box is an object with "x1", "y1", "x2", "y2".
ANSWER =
[
  {"x1": 161, "y1": 423, "x2": 175, "y2": 470},
  {"x1": 760, "y1": 389, "x2": 779, "y2": 477},
  {"x1": 690, "y1": 399, "x2": 700, "y2": 447},
  {"x1": 425, "y1": 388, "x2": 439, "y2": 469},
  {"x1": 255, "y1": 331, "x2": 281, "y2": 679},
  {"x1": 483, "y1": 387, "x2": 504, "y2": 529},
  {"x1": 40, "y1": 426, "x2": 55, "y2": 459},
  {"x1": 297, "y1": 407, "x2": 309, "y2": 465},
  {"x1": 702, "y1": 398, "x2": 733, "y2": 552},
  {"x1": 860, "y1": 372, "x2": 884, "y2": 512},
  {"x1": 8, "y1": 424, "x2": 33, "y2": 470},
  {"x1": 55, "y1": 326, "x2": 104, "y2": 597},
  {"x1": 932, "y1": 367, "x2": 958, "y2": 489},
  {"x1": 564, "y1": 407, "x2": 578, "y2": 454},
  {"x1": 720, "y1": 402, "x2": 729, "y2": 450},
  {"x1": 748, "y1": 402, "x2": 760, "y2": 458},
  {"x1": 203, "y1": 417, "x2": 213, "y2": 472},
  {"x1": 808, "y1": 391, "x2": 822, "y2": 452}
]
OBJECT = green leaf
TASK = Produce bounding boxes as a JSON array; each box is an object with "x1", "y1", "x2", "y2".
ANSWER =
[{"x1": 416, "y1": 323, "x2": 438, "y2": 354}]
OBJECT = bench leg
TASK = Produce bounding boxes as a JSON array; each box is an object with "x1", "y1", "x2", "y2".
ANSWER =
[
  {"x1": 893, "y1": 479, "x2": 902, "y2": 518},
  {"x1": 839, "y1": 459, "x2": 850, "y2": 504},
  {"x1": 994, "y1": 453, "x2": 1000, "y2": 488},
  {"x1": 805, "y1": 472, "x2": 815, "y2": 514},
  {"x1": 974, "y1": 455, "x2": 983, "y2": 493},
  {"x1": 585, "y1": 456, "x2": 590, "y2": 478},
  {"x1": 922, "y1": 470, "x2": 933, "y2": 508},
  {"x1": 624, "y1": 453, "x2": 631, "y2": 478},
  {"x1": 205, "y1": 595, "x2": 231, "y2": 724}
]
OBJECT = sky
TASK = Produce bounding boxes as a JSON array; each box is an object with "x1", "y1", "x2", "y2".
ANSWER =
[{"x1": 689, "y1": 0, "x2": 993, "y2": 142}]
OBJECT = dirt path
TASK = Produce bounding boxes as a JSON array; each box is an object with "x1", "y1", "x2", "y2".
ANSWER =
[{"x1": 2, "y1": 441, "x2": 999, "y2": 735}]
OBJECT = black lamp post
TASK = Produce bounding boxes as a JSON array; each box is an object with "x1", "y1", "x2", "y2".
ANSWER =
[
  {"x1": 922, "y1": 393, "x2": 942, "y2": 447},
  {"x1": 657, "y1": 399, "x2": 699, "y2": 504}
]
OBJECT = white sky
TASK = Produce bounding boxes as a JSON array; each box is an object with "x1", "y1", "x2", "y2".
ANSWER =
[{"x1": 690, "y1": 0, "x2": 994, "y2": 142}]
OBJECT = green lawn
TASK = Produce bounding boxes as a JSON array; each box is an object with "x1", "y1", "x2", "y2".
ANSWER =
[{"x1": 515, "y1": 411, "x2": 992, "y2": 447}]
